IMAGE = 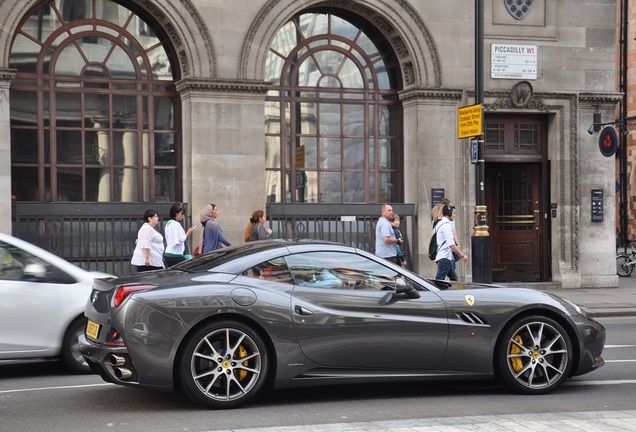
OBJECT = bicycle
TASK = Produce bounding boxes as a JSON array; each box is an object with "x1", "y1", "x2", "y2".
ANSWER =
[{"x1": 616, "y1": 239, "x2": 636, "y2": 277}]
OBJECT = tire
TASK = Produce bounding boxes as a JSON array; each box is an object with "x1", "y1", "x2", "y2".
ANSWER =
[
  {"x1": 61, "y1": 317, "x2": 92, "y2": 374},
  {"x1": 178, "y1": 320, "x2": 269, "y2": 409},
  {"x1": 495, "y1": 315, "x2": 573, "y2": 395},
  {"x1": 616, "y1": 254, "x2": 633, "y2": 277}
]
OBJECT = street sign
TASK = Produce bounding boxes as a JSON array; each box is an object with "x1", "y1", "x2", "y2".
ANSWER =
[
  {"x1": 458, "y1": 104, "x2": 483, "y2": 139},
  {"x1": 470, "y1": 139, "x2": 478, "y2": 164},
  {"x1": 598, "y1": 126, "x2": 618, "y2": 157}
]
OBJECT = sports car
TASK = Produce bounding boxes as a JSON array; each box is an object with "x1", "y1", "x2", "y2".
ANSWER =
[{"x1": 79, "y1": 239, "x2": 605, "y2": 408}]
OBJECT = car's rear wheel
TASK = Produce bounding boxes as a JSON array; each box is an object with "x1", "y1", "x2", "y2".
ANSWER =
[
  {"x1": 61, "y1": 317, "x2": 92, "y2": 374},
  {"x1": 178, "y1": 320, "x2": 269, "y2": 409},
  {"x1": 496, "y1": 315, "x2": 573, "y2": 395}
]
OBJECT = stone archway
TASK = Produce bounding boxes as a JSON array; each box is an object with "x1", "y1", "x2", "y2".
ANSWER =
[
  {"x1": 0, "y1": 0, "x2": 217, "y2": 78},
  {"x1": 240, "y1": 0, "x2": 442, "y2": 89}
]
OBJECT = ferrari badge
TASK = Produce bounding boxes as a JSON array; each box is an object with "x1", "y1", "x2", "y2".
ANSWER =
[{"x1": 464, "y1": 295, "x2": 475, "y2": 306}]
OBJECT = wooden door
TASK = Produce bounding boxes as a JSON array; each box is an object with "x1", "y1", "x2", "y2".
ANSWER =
[{"x1": 486, "y1": 163, "x2": 543, "y2": 282}]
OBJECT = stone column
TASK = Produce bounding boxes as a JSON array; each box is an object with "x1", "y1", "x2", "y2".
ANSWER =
[
  {"x1": 0, "y1": 69, "x2": 15, "y2": 234},
  {"x1": 92, "y1": 115, "x2": 111, "y2": 202},
  {"x1": 176, "y1": 78, "x2": 270, "y2": 247},
  {"x1": 399, "y1": 87, "x2": 465, "y2": 276},
  {"x1": 121, "y1": 123, "x2": 138, "y2": 202}
]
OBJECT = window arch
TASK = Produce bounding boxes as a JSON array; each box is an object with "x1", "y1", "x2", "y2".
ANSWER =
[
  {"x1": 264, "y1": 12, "x2": 402, "y2": 203},
  {"x1": 9, "y1": 0, "x2": 179, "y2": 202}
]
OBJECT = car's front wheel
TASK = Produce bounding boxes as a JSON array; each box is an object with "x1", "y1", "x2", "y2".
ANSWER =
[
  {"x1": 178, "y1": 320, "x2": 269, "y2": 409},
  {"x1": 496, "y1": 315, "x2": 573, "y2": 395}
]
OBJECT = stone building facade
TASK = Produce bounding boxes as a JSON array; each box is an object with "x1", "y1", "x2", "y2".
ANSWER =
[{"x1": 0, "y1": 0, "x2": 620, "y2": 288}]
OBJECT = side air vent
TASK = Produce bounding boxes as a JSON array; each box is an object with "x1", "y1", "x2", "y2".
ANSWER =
[{"x1": 455, "y1": 312, "x2": 489, "y2": 326}]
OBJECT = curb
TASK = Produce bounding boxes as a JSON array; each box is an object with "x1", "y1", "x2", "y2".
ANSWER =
[{"x1": 584, "y1": 308, "x2": 636, "y2": 318}]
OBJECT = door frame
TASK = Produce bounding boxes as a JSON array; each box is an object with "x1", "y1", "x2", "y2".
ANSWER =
[{"x1": 484, "y1": 114, "x2": 551, "y2": 282}]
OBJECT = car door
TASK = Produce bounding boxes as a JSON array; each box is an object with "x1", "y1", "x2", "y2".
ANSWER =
[
  {"x1": 0, "y1": 241, "x2": 71, "y2": 355},
  {"x1": 286, "y1": 251, "x2": 449, "y2": 370}
]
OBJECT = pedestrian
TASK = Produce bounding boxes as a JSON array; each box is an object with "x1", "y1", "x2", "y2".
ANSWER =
[
  {"x1": 199, "y1": 203, "x2": 231, "y2": 253},
  {"x1": 434, "y1": 203, "x2": 468, "y2": 280},
  {"x1": 131, "y1": 209, "x2": 165, "y2": 272},
  {"x1": 244, "y1": 210, "x2": 273, "y2": 242},
  {"x1": 433, "y1": 198, "x2": 462, "y2": 266},
  {"x1": 390, "y1": 213, "x2": 407, "y2": 268},
  {"x1": 375, "y1": 203, "x2": 402, "y2": 264},
  {"x1": 164, "y1": 203, "x2": 196, "y2": 266}
]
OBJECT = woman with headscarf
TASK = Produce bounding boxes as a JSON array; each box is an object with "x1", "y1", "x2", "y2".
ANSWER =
[{"x1": 199, "y1": 203, "x2": 231, "y2": 253}]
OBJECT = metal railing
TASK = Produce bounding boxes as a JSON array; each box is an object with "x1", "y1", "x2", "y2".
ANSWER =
[
  {"x1": 267, "y1": 203, "x2": 418, "y2": 272},
  {"x1": 12, "y1": 203, "x2": 177, "y2": 276},
  {"x1": 12, "y1": 202, "x2": 417, "y2": 276}
]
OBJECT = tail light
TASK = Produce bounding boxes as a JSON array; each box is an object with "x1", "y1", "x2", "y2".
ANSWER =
[
  {"x1": 104, "y1": 328, "x2": 126, "y2": 347},
  {"x1": 114, "y1": 284, "x2": 157, "y2": 307}
]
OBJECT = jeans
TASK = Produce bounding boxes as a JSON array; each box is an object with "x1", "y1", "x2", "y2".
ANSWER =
[
  {"x1": 435, "y1": 258, "x2": 458, "y2": 281},
  {"x1": 382, "y1": 256, "x2": 399, "y2": 264}
]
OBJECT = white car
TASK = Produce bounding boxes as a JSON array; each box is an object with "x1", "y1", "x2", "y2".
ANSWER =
[{"x1": 0, "y1": 232, "x2": 113, "y2": 373}]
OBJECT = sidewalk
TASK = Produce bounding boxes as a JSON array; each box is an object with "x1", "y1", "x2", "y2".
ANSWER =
[{"x1": 538, "y1": 276, "x2": 636, "y2": 317}]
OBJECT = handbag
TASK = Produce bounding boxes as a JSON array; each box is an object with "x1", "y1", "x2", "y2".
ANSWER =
[{"x1": 184, "y1": 241, "x2": 194, "y2": 259}]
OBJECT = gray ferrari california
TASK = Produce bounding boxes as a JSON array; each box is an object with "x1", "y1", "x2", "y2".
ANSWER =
[{"x1": 79, "y1": 239, "x2": 605, "y2": 409}]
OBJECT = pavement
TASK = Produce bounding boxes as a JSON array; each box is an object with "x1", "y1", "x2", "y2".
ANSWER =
[
  {"x1": 220, "y1": 276, "x2": 636, "y2": 432},
  {"x1": 535, "y1": 275, "x2": 636, "y2": 317}
]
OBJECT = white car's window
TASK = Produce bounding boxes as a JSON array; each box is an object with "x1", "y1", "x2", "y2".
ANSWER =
[
  {"x1": 285, "y1": 251, "x2": 398, "y2": 290},
  {"x1": 0, "y1": 240, "x2": 71, "y2": 283}
]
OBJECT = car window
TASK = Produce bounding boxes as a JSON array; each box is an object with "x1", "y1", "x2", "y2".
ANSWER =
[
  {"x1": 0, "y1": 240, "x2": 74, "y2": 283},
  {"x1": 242, "y1": 258, "x2": 294, "y2": 284},
  {"x1": 285, "y1": 251, "x2": 398, "y2": 290}
]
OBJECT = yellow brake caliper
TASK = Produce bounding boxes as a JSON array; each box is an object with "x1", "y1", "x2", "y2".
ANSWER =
[
  {"x1": 238, "y1": 345, "x2": 248, "y2": 380},
  {"x1": 510, "y1": 335, "x2": 524, "y2": 372}
]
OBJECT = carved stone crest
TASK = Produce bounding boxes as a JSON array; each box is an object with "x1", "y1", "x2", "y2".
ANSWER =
[
  {"x1": 511, "y1": 81, "x2": 533, "y2": 108},
  {"x1": 504, "y1": 0, "x2": 535, "y2": 20}
]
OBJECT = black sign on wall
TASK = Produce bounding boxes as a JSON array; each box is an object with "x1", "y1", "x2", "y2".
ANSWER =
[
  {"x1": 591, "y1": 189, "x2": 603, "y2": 222},
  {"x1": 432, "y1": 188, "x2": 445, "y2": 208}
]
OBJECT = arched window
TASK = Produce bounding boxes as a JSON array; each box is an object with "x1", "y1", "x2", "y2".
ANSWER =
[
  {"x1": 264, "y1": 12, "x2": 402, "y2": 203},
  {"x1": 9, "y1": 0, "x2": 179, "y2": 202}
]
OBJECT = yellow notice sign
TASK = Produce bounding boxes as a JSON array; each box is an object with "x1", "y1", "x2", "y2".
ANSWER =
[{"x1": 458, "y1": 104, "x2": 483, "y2": 139}]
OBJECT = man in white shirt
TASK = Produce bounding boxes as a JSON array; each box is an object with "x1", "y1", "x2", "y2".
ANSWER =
[{"x1": 434, "y1": 204, "x2": 468, "y2": 280}]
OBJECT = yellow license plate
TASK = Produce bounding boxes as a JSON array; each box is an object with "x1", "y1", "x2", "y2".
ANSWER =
[{"x1": 86, "y1": 320, "x2": 101, "y2": 339}]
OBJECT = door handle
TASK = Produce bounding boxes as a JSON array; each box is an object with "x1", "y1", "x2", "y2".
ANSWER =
[{"x1": 294, "y1": 305, "x2": 313, "y2": 316}]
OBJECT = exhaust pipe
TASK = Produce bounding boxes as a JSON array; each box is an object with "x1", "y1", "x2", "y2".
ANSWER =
[
  {"x1": 109, "y1": 354, "x2": 126, "y2": 367},
  {"x1": 114, "y1": 367, "x2": 133, "y2": 380}
]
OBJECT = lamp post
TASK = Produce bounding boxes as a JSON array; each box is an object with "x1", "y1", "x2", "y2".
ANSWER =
[{"x1": 472, "y1": 0, "x2": 492, "y2": 283}]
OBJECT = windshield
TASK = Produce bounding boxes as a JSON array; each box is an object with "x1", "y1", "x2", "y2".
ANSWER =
[{"x1": 172, "y1": 240, "x2": 289, "y2": 272}]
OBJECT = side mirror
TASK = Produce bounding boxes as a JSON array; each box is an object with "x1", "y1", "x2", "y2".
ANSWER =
[
  {"x1": 379, "y1": 277, "x2": 420, "y2": 305},
  {"x1": 23, "y1": 263, "x2": 47, "y2": 279},
  {"x1": 396, "y1": 277, "x2": 420, "y2": 299}
]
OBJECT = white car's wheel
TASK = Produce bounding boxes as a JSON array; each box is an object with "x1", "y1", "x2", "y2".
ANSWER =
[{"x1": 61, "y1": 317, "x2": 92, "y2": 374}]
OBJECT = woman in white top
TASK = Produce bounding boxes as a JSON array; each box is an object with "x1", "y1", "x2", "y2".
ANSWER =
[
  {"x1": 164, "y1": 203, "x2": 196, "y2": 266},
  {"x1": 131, "y1": 209, "x2": 165, "y2": 272}
]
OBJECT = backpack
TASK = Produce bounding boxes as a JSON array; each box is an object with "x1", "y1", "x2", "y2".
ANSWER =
[{"x1": 428, "y1": 220, "x2": 448, "y2": 260}]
